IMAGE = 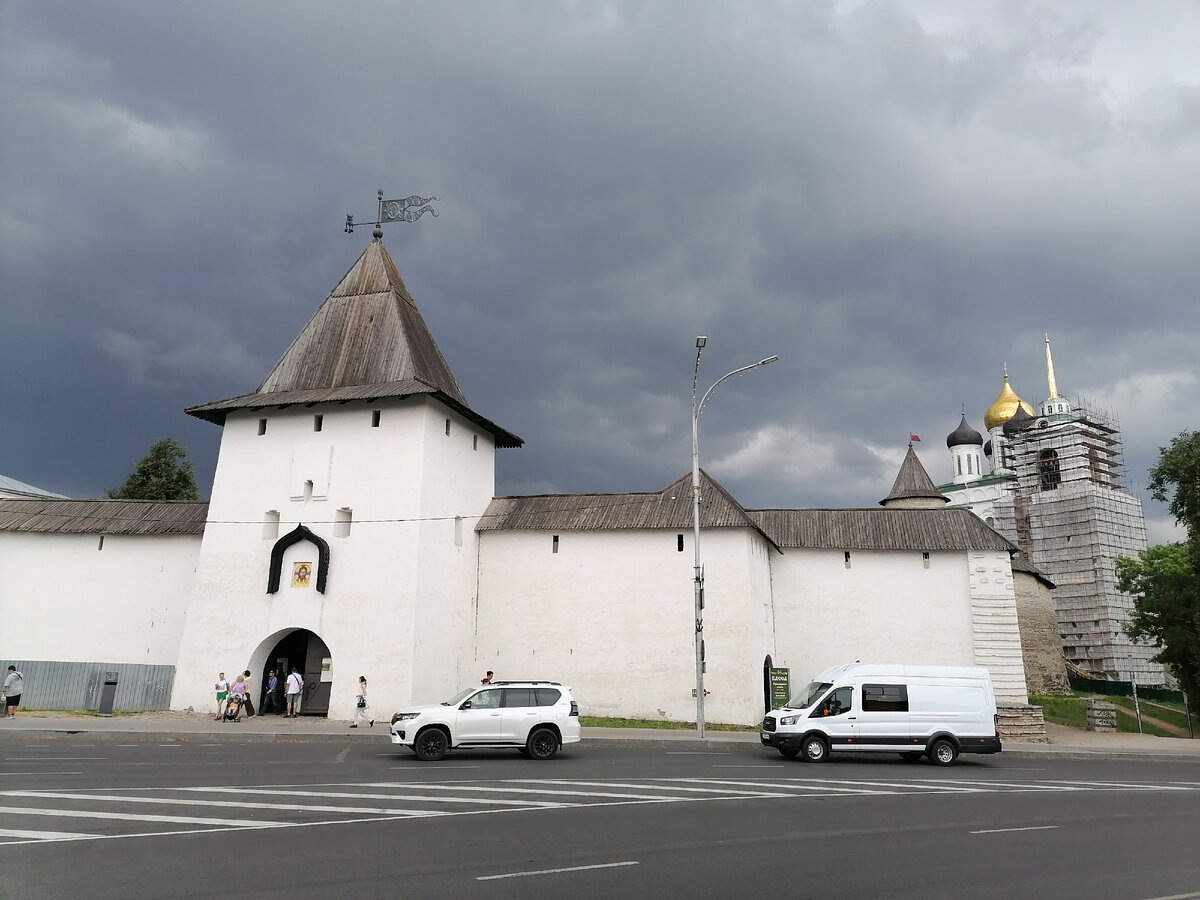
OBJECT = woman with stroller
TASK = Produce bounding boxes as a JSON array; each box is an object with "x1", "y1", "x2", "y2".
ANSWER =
[{"x1": 228, "y1": 673, "x2": 249, "y2": 720}]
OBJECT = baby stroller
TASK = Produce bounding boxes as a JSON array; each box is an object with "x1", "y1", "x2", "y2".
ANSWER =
[{"x1": 222, "y1": 694, "x2": 243, "y2": 722}]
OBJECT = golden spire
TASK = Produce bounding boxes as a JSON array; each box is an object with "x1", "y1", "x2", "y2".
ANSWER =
[
  {"x1": 983, "y1": 364, "x2": 1035, "y2": 430},
  {"x1": 1045, "y1": 333, "x2": 1059, "y2": 400}
]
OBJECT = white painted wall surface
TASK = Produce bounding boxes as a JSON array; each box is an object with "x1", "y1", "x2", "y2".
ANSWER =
[
  {"x1": 769, "y1": 549, "x2": 977, "y2": 688},
  {"x1": 172, "y1": 397, "x2": 495, "y2": 718},
  {"x1": 476, "y1": 527, "x2": 774, "y2": 725},
  {"x1": 0, "y1": 531, "x2": 198, "y2": 664}
]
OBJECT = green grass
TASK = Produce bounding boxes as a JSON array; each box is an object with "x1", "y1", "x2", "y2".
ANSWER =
[
  {"x1": 1031, "y1": 693, "x2": 1194, "y2": 737},
  {"x1": 580, "y1": 715, "x2": 758, "y2": 732},
  {"x1": 1029, "y1": 694, "x2": 1088, "y2": 729}
]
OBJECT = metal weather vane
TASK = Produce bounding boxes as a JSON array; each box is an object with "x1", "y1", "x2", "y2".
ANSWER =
[{"x1": 345, "y1": 189, "x2": 439, "y2": 239}]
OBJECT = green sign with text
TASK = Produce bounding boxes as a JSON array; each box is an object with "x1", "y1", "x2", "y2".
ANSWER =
[{"x1": 769, "y1": 668, "x2": 790, "y2": 708}]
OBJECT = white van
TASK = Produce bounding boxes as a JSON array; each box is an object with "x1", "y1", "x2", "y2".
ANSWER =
[{"x1": 760, "y1": 663, "x2": 1001, "y2": 766}]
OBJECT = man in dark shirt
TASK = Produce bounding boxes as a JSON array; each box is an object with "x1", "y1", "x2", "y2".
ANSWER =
[{"x1": 261, "y1": 670, "x2": 280, "y2": 715}]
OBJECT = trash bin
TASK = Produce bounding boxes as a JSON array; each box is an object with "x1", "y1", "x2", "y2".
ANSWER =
[{"x1": 97, "y1": 671, "x2": 119, "y2": 717}]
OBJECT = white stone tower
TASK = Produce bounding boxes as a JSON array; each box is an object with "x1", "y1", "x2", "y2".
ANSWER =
[{"x1": 171, "y1": 237, "x2": 521, "y2": 717}]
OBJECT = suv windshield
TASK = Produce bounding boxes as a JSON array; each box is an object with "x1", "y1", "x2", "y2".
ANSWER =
[
  {"x1": 442, "y1": 688, "x2": 476, "y2": 706},
  {"x1": 789, "y1": 681, "x2": 832, "y2": 709}
]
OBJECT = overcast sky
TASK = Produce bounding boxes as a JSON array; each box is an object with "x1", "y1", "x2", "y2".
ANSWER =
[{"x1": 3, "y1": 1, "x2": 1197, "y2": 543}]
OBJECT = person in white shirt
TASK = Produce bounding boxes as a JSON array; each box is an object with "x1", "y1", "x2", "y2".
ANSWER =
[
  {"x1": 214, "y1": 672, "x2": 229, "y2": 720},
  {"x1": 285, "y1": 668, "x2": 304, "y2": 718},
  {"x1": 3, "y1": 666, "x2": 24, "y2": 719}
]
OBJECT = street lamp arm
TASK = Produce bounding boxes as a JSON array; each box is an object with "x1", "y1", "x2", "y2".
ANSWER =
[{"x1": 697, "y1": 356, "x2": 779, "y2": 418}]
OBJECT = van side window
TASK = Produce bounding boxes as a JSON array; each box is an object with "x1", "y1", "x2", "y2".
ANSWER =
[
  {"x1": 811, "y1": 686, "x2": 853, "y2": 718},
  {"x1": 862, "y1": 683, "x2": 909, "y2": 712}
]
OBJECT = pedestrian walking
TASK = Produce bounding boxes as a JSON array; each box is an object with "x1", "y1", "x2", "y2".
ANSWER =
[
  {"x1": 351, "y1": 675, "x2": 372, "y2": 728},
  {"x1": 214, "y1": 672, "x2": 229, "y2": 720},
  {"x1": 241, "y1": 669, "x2": 255, "y2": 717},
  {"x1": 285, "y1": 668, "x2": 303, "y2": 718},
  {"x1": 3, "y1": 666, "x2": 25, "y2": 718}
]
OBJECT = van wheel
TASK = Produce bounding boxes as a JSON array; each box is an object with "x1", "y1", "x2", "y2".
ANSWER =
[
  {"x1": 526, "y1": 727, "x2": 559, "y2": 760},
  {"x1": 928, "y1": 738, "x2": 958, "y2": 766},
  {"x1": 800, "y1": 735, "x2": 828, "y2": 763},
  {"x1": 778, "y1": 747, "x2": 800, "y2": 760},
  {"x1": 899, "y1": 752, "x2": 924, "y2": 761},
  {"x1": 413, "y1": 728, "x2": 449, "y2": 761}
]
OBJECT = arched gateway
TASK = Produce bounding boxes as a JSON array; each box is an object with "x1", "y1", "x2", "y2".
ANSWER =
[{"x1": 253, "y1": 628, "x2": 332, "y2": 717}]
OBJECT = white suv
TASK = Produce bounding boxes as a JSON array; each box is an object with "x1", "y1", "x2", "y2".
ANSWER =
[{"x1": 389, "y1": 681, "x2": 581, "y2": 761}]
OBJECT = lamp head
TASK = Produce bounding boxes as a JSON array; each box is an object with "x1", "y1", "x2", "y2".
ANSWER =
[
  {"x1": 695, "y1": 336, "x2": 707, "y2": 348},
  {"x1": 760, "y1": 355, "x2": 779, "y2": 365}
]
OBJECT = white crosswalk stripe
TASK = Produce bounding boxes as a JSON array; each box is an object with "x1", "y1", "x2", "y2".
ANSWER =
[{"x1": 0, "y1": 775, "x2": 1196, "y2": 845}]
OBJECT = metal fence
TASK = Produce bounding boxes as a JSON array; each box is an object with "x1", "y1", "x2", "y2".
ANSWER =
[
  {"x1": 4, "y1": 660, "x2": 175, "y2": 712},
  {"x1": 1067, "y1": 673, "x2": 1184, "y2": 705}
]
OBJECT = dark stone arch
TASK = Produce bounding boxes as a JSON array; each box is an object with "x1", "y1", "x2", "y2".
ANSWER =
[{"x1": 267, "y1": 524, "x2": 330, "y2": 594}]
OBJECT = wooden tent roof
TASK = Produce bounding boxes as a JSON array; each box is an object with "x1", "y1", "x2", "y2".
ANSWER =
[{"x1": 186, "y1": 240, "x2": 521, "y2": 448}]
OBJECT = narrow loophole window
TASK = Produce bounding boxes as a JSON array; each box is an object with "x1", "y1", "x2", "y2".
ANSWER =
[
  {"x1": 303, "y1": 480, "x2": 314, "y2": 502},
  {"x1": 262, "y1": 510, "x2": 280, "y2": 540},
  {"x1": 552, "y1": 535, "x2": 559, "y2": 554},
  {"x1": 334, "y1": 507, "x2": 352, "y2": 538},
  {"x1": 445, "y1": 418, "x2": 451, "y2": 436},
  {"x1": 844, "y1": 551, "x2": 851, "y2": 569},
  {"x1": 313, "y1": 414, "x2": 323, "y2": 432},
  {"x1": 677, "y1": 534, "x2": 684, "y2": 552},
  {"x1": 454, "y1": 515, "x2": 463, "y2": 547},
  {"x1": 97, "y1": 535, "x2": 105, "y2": 551},
  {"x1": 371, "y1": 410, "x2": 381, "y2": 427},
  {"x1": 922, "y1": 551, "x2": 930, "y2": 569},
  {"x1": 473, "y1": 434, "x2": 478, "y2": 450},
  {"x1": 258, "y1": 418, "x2": 267, "y2": 435}
]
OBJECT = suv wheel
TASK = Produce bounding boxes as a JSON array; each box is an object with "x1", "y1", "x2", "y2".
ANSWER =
[
  {"x1": 414, "y1": 727, "x2": 449, "y2": 761},
  {"x1": 525, "y1": 726, "x2": 559, "y2": 760}
]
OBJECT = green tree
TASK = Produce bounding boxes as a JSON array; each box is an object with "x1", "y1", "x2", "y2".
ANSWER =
[
  {"x1": 1116, "y1": 545, "x2": 1200, "y2": 708},
  {"x1": 1148, "y1": 430, "x2": 1200, "y2": 538},
  {"x1": 1119, "y1": 429, "x2": 1200, "y2": 708},
  {"x1": 106, "y1": 437, "x2": 200, "y2": 501}
]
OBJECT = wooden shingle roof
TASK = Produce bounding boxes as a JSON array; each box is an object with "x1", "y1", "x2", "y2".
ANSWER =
[
  {"x1": 0, "y1": 499, "x2": 208, "y2": 535},
  {"x1": 745, "y1": 507, "x2": 1015, "y2": 552},
  {"x1": 186, "y1": 240, "x2": 521, "y2": 448},
  {"x1": 880, "y1": 444, "x2": 949, "y2": 506},
  {"x1": 479, "y1": 470, "x2": 781, "y2": 550}
]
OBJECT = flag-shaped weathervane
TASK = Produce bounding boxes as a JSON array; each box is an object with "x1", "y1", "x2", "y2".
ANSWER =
[{"x1": 345, "y1": 189, "x2": 439, "y2": 237}]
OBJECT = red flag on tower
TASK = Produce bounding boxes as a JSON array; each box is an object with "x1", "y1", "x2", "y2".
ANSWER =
[{"x1": 909, "y1": 434, "x2": 921, "y2": 442}]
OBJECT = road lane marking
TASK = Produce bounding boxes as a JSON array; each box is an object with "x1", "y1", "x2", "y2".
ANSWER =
[
  {"x1": 0, "y1": 828, "x2": 93, "y2": 840},
  {"x1": 513, "y1": 779, "x2": 791, "y2": 797},
  {"x1": 174, "y1": 787, "x2": 564, "y2": 807},
  {"x1": 0, "y1": 772, "x2": 83, "y2": 777},
  {"x1": 4, "y1": 791, "x2": 440, "y2": 817},
  {"x1": 361, "y1": 781, "x2": 678, "y2": 801},
  {"x1": 0, "y1": 805, "x2": 286, "y2": 827},
  {"x1": 3, "y1": 758, "x2": 105, "y2": 761},
  {"x1": 478, "y1": 861, "x2": 639, "y2": 881},
  {"x1": 971, "y1": 825, "x2": 1059, "y2": 834}
]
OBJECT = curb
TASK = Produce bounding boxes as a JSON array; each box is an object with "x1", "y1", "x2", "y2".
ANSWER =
[{"x1": 11, "y1": 726, "x2": 1200, "y2": 761}]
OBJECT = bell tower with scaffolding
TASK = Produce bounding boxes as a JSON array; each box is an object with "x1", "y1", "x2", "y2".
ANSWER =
[{"x1": 942, "y1": 337, "x2": 1163, "y2": 685}]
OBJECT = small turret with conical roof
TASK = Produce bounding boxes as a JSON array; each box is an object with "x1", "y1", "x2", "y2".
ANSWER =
[{"x1": 881, "y1": 443, "x2": 949, "y2": 508}]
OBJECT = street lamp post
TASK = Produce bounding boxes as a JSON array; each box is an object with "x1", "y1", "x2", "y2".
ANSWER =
[{"x1": 690, "y1": 337, "x2": 778, "y2": 738}]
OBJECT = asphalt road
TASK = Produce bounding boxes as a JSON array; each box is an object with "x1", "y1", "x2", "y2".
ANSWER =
[{"x1": 1, "y1": 735, "x2": 1198, "y2": 899}]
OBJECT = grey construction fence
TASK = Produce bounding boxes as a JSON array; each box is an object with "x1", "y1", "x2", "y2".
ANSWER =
[{"x1": 3, "y1": 660, "x2": 175, "y2": 712}]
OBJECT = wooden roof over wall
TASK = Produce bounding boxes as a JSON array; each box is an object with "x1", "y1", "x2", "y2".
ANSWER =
[{"x1": 0, "y1": 499, "x2": 208, "y2": 535}]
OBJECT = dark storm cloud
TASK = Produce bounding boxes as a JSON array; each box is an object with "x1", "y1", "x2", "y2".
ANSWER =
[{"x1": 2, "y1": 1, "x2": 1197, "y2": 543}]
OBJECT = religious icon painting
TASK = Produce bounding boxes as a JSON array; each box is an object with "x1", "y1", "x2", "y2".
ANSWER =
[{"x1": 292, "y1": 562, "x2": 313, "y2": 588}]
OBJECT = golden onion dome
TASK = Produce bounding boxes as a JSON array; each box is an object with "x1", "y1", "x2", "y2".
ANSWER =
[{"x1": 983, "y1": 375, "x2": 1035, "y2": 430}]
